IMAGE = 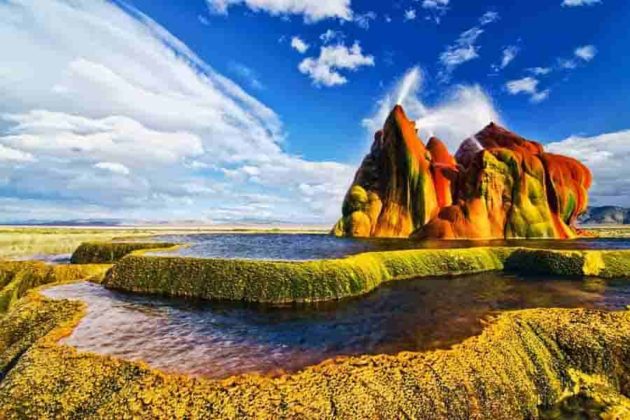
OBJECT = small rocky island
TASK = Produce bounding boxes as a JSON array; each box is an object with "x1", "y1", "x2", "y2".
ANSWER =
[{"x1": 334, "y1": 105, "x2": 591, "y2": 239}]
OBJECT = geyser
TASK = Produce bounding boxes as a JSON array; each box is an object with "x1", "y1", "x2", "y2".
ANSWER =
[{"x1": 333, "y1": 105, "x2": 592, "y2": 240}]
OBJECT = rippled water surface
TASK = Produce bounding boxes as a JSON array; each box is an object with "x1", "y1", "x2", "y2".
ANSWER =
[
  {"x1": 43, "y1": 273, "x2": 630, "y2": 378},
  {"x1": 151, "y1": 233, "x2": 630, "y2": 260}
]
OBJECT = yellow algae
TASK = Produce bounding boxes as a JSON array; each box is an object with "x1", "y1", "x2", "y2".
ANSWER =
[
  {"x1": 0, "y1": 292, "x2": 629, "y2": 418},
  {"x1": 104, "y1": 247, "x2": 505, "y2": 303},
  {"x1": 70, "y1": 241, "x2": 177, "y2": 264},
  {"x1": 0, "y1": 261, "x2": 110, "y2": 313},
  {"x1": 101, "y1": 243, "x2": 630, "y2": 304}
]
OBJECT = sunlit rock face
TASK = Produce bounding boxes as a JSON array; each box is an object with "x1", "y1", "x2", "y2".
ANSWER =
[
  {"x1": 332, "y1": 105, "x2": 438, "y2": 238},
  {"x1": 333, "y1": 106, "x2": 592, "y2": 239}
]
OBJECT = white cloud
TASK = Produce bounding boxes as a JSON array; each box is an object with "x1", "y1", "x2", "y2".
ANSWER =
[
  {"x1": 547, "y1": 130, "x2": 630, "y2": 207},
  {"x1": 479, "y1": 11, "x2": 500, "y2": 25},
  {"x1": 404, "y1": 9, "x2": 417, "y2": 21},
  {"x1": 0, "y1": 145, "x2": 36, "y2": 163},
  {"x1": 362, "y1": 67, "x2": 501, "y2": 152},
  {"x1": 94, "y1": 162, "x2": 130, "y2": 176},
  {"x1": 205, "y1": 0, "x2": 352, "y2": 23},
  {"x1": 575, "y1": 45, "x2": 597, "y2": 61},
  {"x1": 421, "y1": 0, "x2": 449, "y2": 23},
  {"x1": 528, "y1": 66, "x2": 552, "y2": 75},
  {"x1": 505, "y1": 77, "x2": 550, "y2": 103},
  {"x1": 439, "y1": 12, "x2": 499, "y2": 78},
  {"x1": 558, "y1": 58, "x2": 578, "y2": 69},
  {"x1": 320, "y1": 29, "x2": 345, "y2": 44},
  {"x1": 354, "y1": 11, "x2": 376, "y2": 29},
  {"x1": 0, "y1": 0, "x2": 354, "y2": 224},
  {"x1": 506, "y1": 77, "x2": 539, "y2": 95},
  {"x1": 500, "y1": 46, "x2": 519, "y2": 69},
  {"x1": 298, "y1": 42, "x2": 375, "y2": 87},
  {"x1": 440, "y1": 45, "x2": 479, "y2": 68},
  {"x1": 422, "y1": 0, "x2": 449, "y2": 10},
  {"x1": 562, "y1": 0, "x2": 602, "y2": 7},
  {"x1": 530, "y1": 90, "x2": 551, "y2": 103},
  {"x1": 551, "y1": 45, "x2": 597, "y2": 71},
  {"x1": 290, "y1": 36, "x2": 309, "y2": 53},
  {"x1": 198, "y1": 15, "x2": 210, "y2": 26}
]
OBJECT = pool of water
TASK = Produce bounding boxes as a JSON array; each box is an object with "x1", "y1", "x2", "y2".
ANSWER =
[
  {"x1": 150, "y1": 233, "x2": 630, "y2": 260},
  {"x1": 43, "y1": 273, "x2": 630, "y2": 379}
]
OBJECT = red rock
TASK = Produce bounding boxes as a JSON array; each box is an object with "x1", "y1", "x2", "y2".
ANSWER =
[{"x1": 334, "y1": 106, "x2": 592, "y2": 240}]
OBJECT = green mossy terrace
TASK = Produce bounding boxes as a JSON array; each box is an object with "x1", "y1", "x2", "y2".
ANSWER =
[
  {"x1": 0, "y1": 261, "x2": 110, "y2": 313},
  {"x1": 70, "y1": 241, "x2": 177, "y2": 264},
  {"x1": 104, "y1": 248, "x2": 505, "y2": 303},
  {"x1": 96, "y1": 240, "x2": 630, "y2": 304}
]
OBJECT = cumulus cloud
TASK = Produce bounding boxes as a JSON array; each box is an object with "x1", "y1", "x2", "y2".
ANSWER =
[
  {"x1": 404, "y1": 9, "x2": 417, "y2": 21},
  {"x1": 0, "y1": 0, "x2": 354, "y2": 224},
  {"x1": 205, "y1": 0, "x2": 352, "y2": 22},
  {"x1": 362, "y1": 67, "x2": 501, "y2": 152},
  {"x1": 547, "y1": 130, "x2": 630, "y2": 206},
  {"x1": 547, "y1": 44, "x2": 598, "y2": 71},
  {"x1": 575, "y1": 45, "x2": 597, "y2": 61},
  {"x1": 290, "y1": 36, "x2": 309, "y2": 53},
  {"x1": 439, "y1": 11, "x2": 500, "y2": 79},
  {"x1": 298, "y1": 42, "x2": 375, "y2": 87},
  {"x1": 562, "y1": 0, "x2": 602, "y2": 7},
  {"x1": 505, "y1": 77, "x2": 550, "y2": 103}
]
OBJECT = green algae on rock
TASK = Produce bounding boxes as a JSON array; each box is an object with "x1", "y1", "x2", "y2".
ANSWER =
[
  {"x1": 70, "y1": 241, "x2": 177, "y2": 264},
  {"x1": 0, "y1": 261, "x2": 110, "y2": 313},
  {"x1": 104, "y1": 248, "x2": 505, "y2": 303},
  {"x1": 103, "y1": 246, "x2": 630, "y2": 304},
  {"x1": 1, "y1": 288, "x2": 629, "y2": 418},
  {"x1": 0, "y1": 292, "x2": 83, "y2": 378}
]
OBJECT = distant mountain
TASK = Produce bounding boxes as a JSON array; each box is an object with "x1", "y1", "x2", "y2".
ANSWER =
[
  {"x1": 580, "y1": 206, "x2": 630, "y2": 225},
  {"x1": 1, "y1": 219, "x2": 128, "y2": 227}
]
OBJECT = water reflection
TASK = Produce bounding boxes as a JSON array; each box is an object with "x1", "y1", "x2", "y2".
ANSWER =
[{"x1": 43, "y1": 273, "x2": 630, "y2": 378}]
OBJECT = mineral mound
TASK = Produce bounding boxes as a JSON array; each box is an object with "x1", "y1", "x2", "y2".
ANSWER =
[{"x1": 333, "y1": 105, "x2": 592, "y2": 239}]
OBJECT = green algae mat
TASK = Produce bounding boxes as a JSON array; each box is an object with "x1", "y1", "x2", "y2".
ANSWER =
[{"x1": 84, "y1": 239, "x2": 630, "y2": 304}]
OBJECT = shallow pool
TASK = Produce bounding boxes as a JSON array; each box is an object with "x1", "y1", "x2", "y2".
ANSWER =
[
  {"x1": 150, "y1": 233, "x2": 630, "y2": 260},
  {"x1": 43, "y1": 272, "x2": 630, "y2": 379}
]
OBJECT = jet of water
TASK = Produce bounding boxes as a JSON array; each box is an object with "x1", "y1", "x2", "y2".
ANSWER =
[{"x1": 396, "y1": 67, "x2": 422, "y2": 105}]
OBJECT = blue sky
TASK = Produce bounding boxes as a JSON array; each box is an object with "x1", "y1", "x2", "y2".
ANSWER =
[{"x1": 0, "y1": 0, "x2": 629, "y2": 224}]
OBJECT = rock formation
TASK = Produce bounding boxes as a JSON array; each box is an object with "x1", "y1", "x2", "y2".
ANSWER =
[{"x1": 333, "y1": 105, "x2": 592, "y2": 239}]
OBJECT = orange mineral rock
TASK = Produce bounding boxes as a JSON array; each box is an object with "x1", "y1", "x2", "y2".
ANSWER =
[
  {"x1": 332, "y1": 105, "x2": 438, "y2": 238},
  {"x1": 333, "y1": 106, "x2": 592, "y2": 240}
]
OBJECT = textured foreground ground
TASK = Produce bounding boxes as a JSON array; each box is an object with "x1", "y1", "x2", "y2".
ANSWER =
[{"x1": 0, "y1": 286, "x2": 629, "y2": 418}]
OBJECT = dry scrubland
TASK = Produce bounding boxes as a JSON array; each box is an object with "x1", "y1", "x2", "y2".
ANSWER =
[
  {"x1": 583, "y1": 225, "x2": 630, "y2": 238},
  {"x1": 0, "y1": 226, "x2": 327, "y2": 260},
  {"x1": 0, "y1": 227, "x2": 157, "y2": 260}
]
